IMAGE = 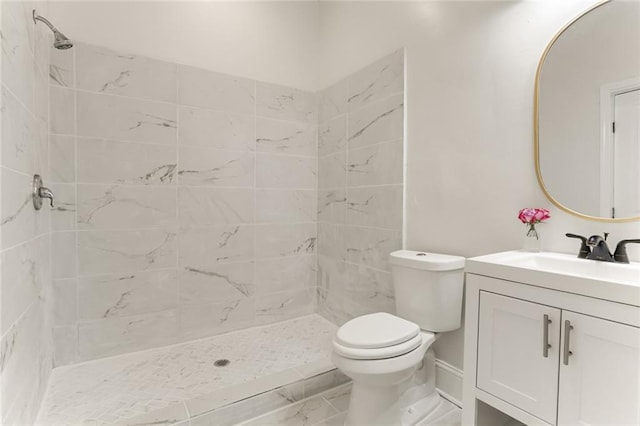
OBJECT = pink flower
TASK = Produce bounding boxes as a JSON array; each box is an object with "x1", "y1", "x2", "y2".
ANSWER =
[{"x1": 518, "y1": 208, "x2": 550, "y2": 224}]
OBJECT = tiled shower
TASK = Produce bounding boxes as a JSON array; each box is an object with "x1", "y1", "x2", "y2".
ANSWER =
[{"x1": 0, "y1": 2, "x2": 404, "y2": 422}]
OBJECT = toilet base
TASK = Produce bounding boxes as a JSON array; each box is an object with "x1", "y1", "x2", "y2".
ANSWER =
[{"x1": 343, "y1": 348, "x2": 443, "y2": 426}]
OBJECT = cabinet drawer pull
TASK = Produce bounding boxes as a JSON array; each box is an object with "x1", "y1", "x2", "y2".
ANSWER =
[
  {"x1": 563, "y1": 319, "x2": 574, "y2": 365},
  {"x1": 543, "y1": 314, "x2": 552, "y2": 358}
]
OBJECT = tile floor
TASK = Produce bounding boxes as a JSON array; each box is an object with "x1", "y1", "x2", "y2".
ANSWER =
[
  {"x1": 37, "y1": 315, "x2": 337, "y2": 425},
  {"x1": 237, "y1": 383, "x2": 462, "y2": 426}
]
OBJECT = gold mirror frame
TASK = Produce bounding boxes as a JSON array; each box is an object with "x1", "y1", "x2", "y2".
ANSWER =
[{"x1": 534, "y1": 0, "x2": 639, "y2": 223}]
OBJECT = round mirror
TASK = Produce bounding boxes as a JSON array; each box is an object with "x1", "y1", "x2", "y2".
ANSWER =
[{"x1": 535, "y1": 0, "x2": 640, "y2": 222}]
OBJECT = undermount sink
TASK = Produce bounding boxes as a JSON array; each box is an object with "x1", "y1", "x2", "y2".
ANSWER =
[{"x1": 466, "y1": 250, "x2": 640, "y2": 307}]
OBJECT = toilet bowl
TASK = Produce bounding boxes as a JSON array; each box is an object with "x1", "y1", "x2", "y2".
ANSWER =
[{"x1": 331, "y1": 251, "x2": 465, "y2": 426}]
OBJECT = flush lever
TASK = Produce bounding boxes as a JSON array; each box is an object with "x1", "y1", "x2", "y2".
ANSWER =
[{"x1": 33, "y1": 174, "x2": 54, "y2": 209}]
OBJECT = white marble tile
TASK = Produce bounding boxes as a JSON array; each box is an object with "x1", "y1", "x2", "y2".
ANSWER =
[
  {"x1": 188, "y1": 380, "x2": 307, "y2": 426},
  {"x1": 347, "y1": 49, "x2": 404, "y2": 111},
  {"x1": 78, "y1": 309, "x2": 180, "y2": 360},
  {"x1": 184, "y1": 368, "x2": 305, "y2": 420},
  {"x1": 78, "y1": 269, "x2": 178, "y2": 320},
  {"x1": 178, "y1": 146, "x2": 254, "y2": 187},
  {"x1": 255, "y1": 117, "x2": 316, "y2": 157},
  {"x1": 318, "y1": 115, "x2": 347, "y2": 157},
  {"x1": 256, "y1": 189, "x2": 317, "y2": 224},
  {"x1": 33, "y1": 19, "x2": 50, "y2": 77},
  {"x1": 50, "y1": 85, "x2": 75, "y2": 135},
  {"x1": 1, "y1": 2, "x2": 35, "y2": 114},
  {"x1": 1, "y1": 168, "x2": 40, "y2": 249},
  {"x1": 313, "y1": 412, "x2": 348, "y2": 426},
  {"x1": 347, "y1": 139, "x2": 403, "y2": 187},
  {"x1": 179, "y1": 225, "x2": 254, "y2": 266},
  {"x1": 255, "y1": 223, "x2": 316, "y2": 259},
  {"x1": 49, "y1": 134, "x2": 75, "y2": 183},
  {"x1": 179, "y1": 261, "x2": 254, "y2": 304},
  {"x1": 1, "y1": 235, "x2": 49, "y2": 334},
  {"x1": 1, "y1": 299, "x2": 49, "y2": 424},
  {"x1": 346, "y1": 185, "x2": 403, "y2": 229},
  {"x1": 1, "y1": 85, "x2": 37, "y2": 174},
  {"x1": 256, "y1": 153, "x2": 316, "y2": 189},
  {"x1": 348, "y1": 94, "x2": 403, "y2": 149},
  {"x1": 77, "y1": 137, "x2": 177, "y2": 185},
  {"x1": 341, "y1": 225, "x2": 402, "y2": 271},
  {"x1": 317, "y1": 189, "x2": 347, "y2": 224},
  {"x1": 256, "y1": 82, "x2": 316, "y2": 123},
  {"x1": 345, "y1": 263, "x2": 395, "y2": 313},
  {"x1": 76, "y1": 43, "x2": 177, "y2": 103},
  {"x1": 53, "y1": 325, "x2": 78, "y2": 366},
  {"x1": 256, "y1": 289, "x2": 315, "y2": 324},
  {"x1": 179, "y1": 298, "x2": 255, "y2": 341},
  {"x1": 179, "y1": 105, "x2": 254, "y2": 151},
  {"x1": 34, "y1": 65, "x2": 50, "y2": 124},
  {"x1": 241, "y1": 395, "x2": 338, "y2": 426},
  {"x1": 50, "y1": 46, "x2": 74, "y2": 87},
  {"x1": 319, "y1": 383, "x2": 352, "y2": 413},
  {"x1": 178, "y1": 187, "x2": 254, "y2": 228},
  {"x1": 77, "y1": 229, "x2": 177, "y2": 276},
  {"x1": 39, "y1": 315, "x2": 336, "y2": 425},
  {"x1": 114, "y1": 403, "x2": 190, "y2": 426},
  {"x1": 52, "y1": 278, "x2": 77, "y2": 326},
  {"x1": 318, "y1": 151, "x2": 346, "y2": 190},
  {"x1": 76, "y1": 91, "x2": 177, "y2": 144},
  {"x1": 76, "y1": 184, "x2": 177, "y2": 230},
  {"x1": 318, "y1": 79, "x2": 347, "y2": 124},
  {"x1": 178, "y1": 65, "x2": 255, "y2": 114},
  {"x1": 255, "y1": 255, "x2": 316, "y2": 295},
  {"x1": 50, "y1": 183, "x2": 76, "y2": 231},
  {"x1": 302, "y1": 371, "x2": 350, "y2": 400},
  {"x1": 317, "y1": 223, "x2": 343, "y2": 260},
  {"x1": 52, "y1": 231, "x2": 77, "y2": 279}
]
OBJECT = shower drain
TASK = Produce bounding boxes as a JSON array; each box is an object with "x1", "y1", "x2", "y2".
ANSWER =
[{"x1": 214, "y1": 359, "x2": 230, "y2": 367}]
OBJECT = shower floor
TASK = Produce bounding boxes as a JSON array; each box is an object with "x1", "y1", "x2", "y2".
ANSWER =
[{"x1": 37, "y1": 314, "x2": 338, "y2": 425}]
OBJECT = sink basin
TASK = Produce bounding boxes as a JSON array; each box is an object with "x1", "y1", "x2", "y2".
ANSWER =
[
  {"x1": 485, "y1": 251, "x2": 640, "y2": 285},
  {"x1": 466, "y1": 250, "x2": 640, "y2": 306}
]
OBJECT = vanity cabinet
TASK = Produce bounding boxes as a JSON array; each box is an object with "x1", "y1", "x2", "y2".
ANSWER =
[{"x1": 463, "y1": 272, "x2": 640, "y2": 426}]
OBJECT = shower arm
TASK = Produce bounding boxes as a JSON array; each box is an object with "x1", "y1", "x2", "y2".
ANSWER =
[{"x1": 33, "y1": 11, "x2": 59, "y2": 32}]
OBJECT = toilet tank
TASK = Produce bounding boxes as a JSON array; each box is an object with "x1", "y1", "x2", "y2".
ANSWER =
[{"x1": 389, "y1": 250, "x2": 465, "y2": 332}]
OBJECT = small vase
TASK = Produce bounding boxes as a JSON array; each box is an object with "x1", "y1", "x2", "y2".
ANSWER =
[{"x1": 523, "y1": 223, "x2": 540, "y2": 252}]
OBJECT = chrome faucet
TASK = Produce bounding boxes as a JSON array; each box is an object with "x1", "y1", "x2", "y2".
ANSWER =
[{"x1": 566, "y1": 233, "x2": 640, "y2": 264}]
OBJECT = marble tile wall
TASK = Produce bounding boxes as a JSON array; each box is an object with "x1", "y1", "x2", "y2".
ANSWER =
[
  {"x1": 316, "y1": 50, "x2": 404, "y2": 325},
  {"x1": 49, "y1": 42, "x2": 317, "y2": 365},
  {"x1": 0, "y1": 1, "x2": 54, "y2": 424}
]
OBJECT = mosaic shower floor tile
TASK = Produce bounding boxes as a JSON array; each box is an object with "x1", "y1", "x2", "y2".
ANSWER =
[{"x1": 37, "y1": 315, "x2": 337, "y2": 425}]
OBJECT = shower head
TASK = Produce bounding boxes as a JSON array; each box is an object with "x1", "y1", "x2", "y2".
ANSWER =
[{"x1": 32, "y1": 10, "x2": 73, "y2": 50}]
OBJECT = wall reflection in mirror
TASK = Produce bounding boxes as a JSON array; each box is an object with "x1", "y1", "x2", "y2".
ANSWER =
[{"x1": 537, "y1": 0, "x2": 640, "y2": 221}]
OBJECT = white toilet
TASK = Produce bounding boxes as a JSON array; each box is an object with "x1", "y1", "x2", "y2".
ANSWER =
[{"x1": 332, "y1": 250, "x2": 465, "y2": 426}]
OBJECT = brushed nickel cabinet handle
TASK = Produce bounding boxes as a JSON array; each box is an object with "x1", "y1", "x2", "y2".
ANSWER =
[
  {"x1": 563, "y1": 319, "x2": 574, "y2": 365},
  {"x1": 543, "y1": 314, "x2": 552, "y2": 358}
]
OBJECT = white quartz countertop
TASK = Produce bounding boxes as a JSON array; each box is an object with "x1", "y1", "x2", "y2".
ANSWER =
[{"x1": 465, "y1": 250, "x2": 640, "y2": 307}]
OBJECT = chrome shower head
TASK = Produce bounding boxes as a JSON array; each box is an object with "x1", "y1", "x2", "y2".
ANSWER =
[{"x1": 32, "y1": 10, "x2": 73, "y2": 50}]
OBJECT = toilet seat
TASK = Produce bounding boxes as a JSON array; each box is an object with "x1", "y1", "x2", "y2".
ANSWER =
[
  {"x1": 333, "y1": 332, "x2": 423, "y2": 360},
  {"x1": 333, "y1": 312, "x2": 427, "y2": 360}
]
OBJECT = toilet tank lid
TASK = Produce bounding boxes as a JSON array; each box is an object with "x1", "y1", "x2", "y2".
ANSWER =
[{"x1": 389, "y1": 250, "x2": 465, "y2": 271}]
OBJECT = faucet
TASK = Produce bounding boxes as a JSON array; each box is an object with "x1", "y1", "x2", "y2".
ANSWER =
[{"x1": 566, "y1": 233, "x2": 640, "y2": 264}]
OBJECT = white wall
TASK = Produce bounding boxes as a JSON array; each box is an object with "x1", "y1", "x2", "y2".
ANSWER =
[
  {"x1": 318, "y1": 0, "x2": 640, "y2": 371},
  {"x1": 48, "y1": 1, "x2": 319, "y2": 91}
]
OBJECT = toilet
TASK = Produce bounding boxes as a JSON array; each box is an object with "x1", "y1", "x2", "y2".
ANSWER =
[{"x1": 332, "y1": 250, "x2": 465, "y2": 426}]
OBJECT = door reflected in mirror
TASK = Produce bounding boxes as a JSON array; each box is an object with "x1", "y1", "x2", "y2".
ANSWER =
[{"x1": 536, "y1": 0, "x2": 640, "y2": 221}]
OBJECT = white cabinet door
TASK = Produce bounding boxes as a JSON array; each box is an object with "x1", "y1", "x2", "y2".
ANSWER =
[
  {"x1": 558, "y1": 311, "x2": 640, "y2": 426},
  {"x1": 477, "y1": 291, "x2": 561, "y2": 424}
]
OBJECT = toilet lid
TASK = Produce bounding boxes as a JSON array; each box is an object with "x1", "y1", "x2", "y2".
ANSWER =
[
  {"x1": 335, "y1": 313, "x2": 420, "y2": 349},
  {"x1": 333, "y1": 332, "x2": 424, "y2": 360}
]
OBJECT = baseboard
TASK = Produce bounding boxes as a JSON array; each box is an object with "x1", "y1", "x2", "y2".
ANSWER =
[{"x1": 435, "y1": 359, "x2": 463, "y2": 408}]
